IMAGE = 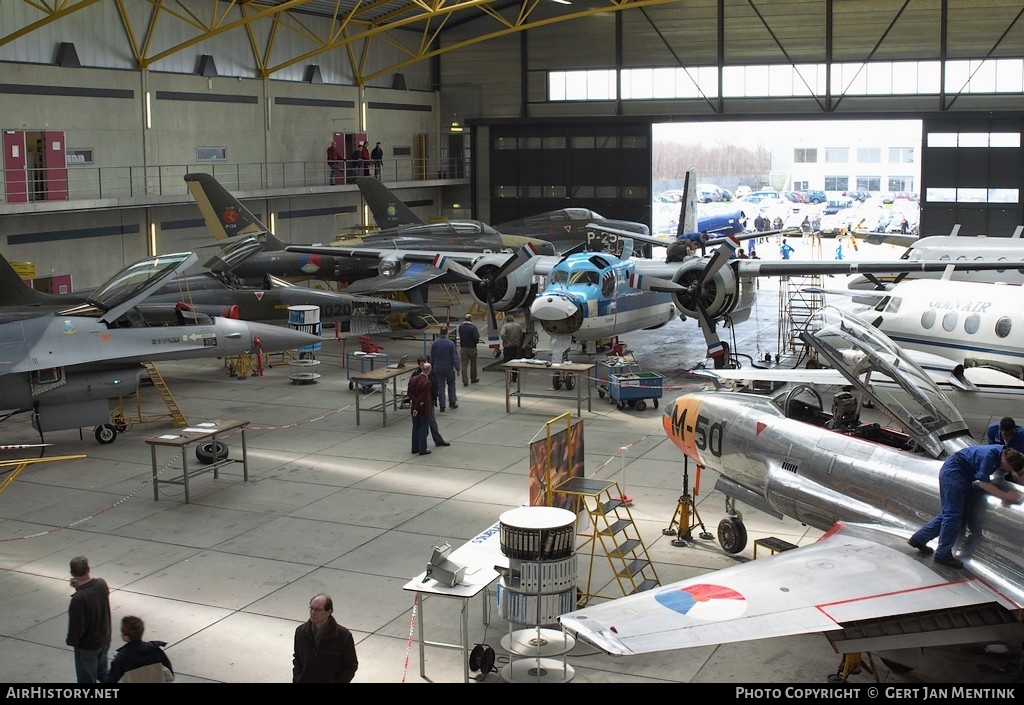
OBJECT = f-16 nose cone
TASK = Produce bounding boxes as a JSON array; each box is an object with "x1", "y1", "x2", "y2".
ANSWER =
[{"x1": 242, "y1": 320, "x2": 323, "y2": 352}]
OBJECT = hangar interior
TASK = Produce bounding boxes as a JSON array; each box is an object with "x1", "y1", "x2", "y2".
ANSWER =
[{"x1": 1, "y1": 0, "x2": 1024, "y2": 684}]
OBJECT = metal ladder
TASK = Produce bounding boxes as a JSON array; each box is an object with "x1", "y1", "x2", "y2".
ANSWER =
[
  {"x1": 112, "y1": 362, "x2": 188, "y2": 429},
  {"x1": 553, "y1": 477, "x2": 660, "y2": 607}
]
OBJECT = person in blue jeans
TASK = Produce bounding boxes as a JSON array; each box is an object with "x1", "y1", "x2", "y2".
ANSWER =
[
  {"x1": 429, "y1": 327, "x2": 461, "y2": 412},
  {"x1": 67, "y1": 556, "x2": 111, "y2": 683},
  {"x1": 413, "y1": 358, "x2": 449, "y2": 448},
  {"x1": 908, "y1": 445, "x2": 1022, "y2": 569},
  {"x1": 984, "y1": 416, "x2": 1024, "y2": 452}
]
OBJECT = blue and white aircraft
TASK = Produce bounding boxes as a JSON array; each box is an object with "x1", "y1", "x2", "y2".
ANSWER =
[{"x1": 285, "y1": 235, "x2": 1024, "y2": 369}]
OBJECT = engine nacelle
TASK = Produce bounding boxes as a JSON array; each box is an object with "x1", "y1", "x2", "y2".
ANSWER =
[
  {"x1": 469, "y1": 254, "x2": 537, "y2": 312},
  {"x1": 670, "y1": 259, "x2": 741, "y2": 321},
  {"x1": 379, "y1": 255, "x2": 402, "y2": 278}
]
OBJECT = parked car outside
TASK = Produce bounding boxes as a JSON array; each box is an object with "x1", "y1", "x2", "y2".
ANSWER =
[{"x1": 799, "y1": 189, "x2": 827, "y2": 204}]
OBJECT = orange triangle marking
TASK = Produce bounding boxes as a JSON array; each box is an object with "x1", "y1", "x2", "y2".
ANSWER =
[{"x1": 756, "y1": 421, "x2": 767, "y2": 435}]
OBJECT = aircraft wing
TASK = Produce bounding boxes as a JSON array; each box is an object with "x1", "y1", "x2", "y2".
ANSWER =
[
  {"x1": 858, "y1": 231, "x2": 918, "y2": 247},
  {"x1": 559, "y1": 523, "x2": 1017, "y2": 656}
]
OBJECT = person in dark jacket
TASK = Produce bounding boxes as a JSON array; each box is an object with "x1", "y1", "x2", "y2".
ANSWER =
[
  {"x1": 429, "y1": 327, "x2": 461, "y2": 411},
  {"x1": 66, "y1": 555, "x2": 111, "y2": 683},
  {"x1": 407, "y1": 365, "x2": 434, "y2": 455},
  {"x1": 293, "y1": 594, "x2": 358, "y2": 683},
  {"x1": 105, "y1": 615, "x2": 174, "y2": 683},
  {"x1": 412, "y1": 358, "x2": 450, "y2": 448},
  {"x1": 457, "y1": 313, "x2": 481, "y2": 386}
]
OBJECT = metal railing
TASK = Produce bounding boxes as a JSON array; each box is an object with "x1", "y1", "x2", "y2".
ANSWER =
[{"x1": 1, "y1": 157, "x2": 470, "y2": 208}]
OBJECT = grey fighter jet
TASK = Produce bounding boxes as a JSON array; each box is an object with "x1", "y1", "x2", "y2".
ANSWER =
[{"x1": 0, "y1": 251, "x2": 322, "y2": 444}]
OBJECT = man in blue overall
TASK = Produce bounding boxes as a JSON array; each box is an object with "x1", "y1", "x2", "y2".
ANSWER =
[{"x1": 908, "y1": 445, "x2": 1022, "y2": 568}]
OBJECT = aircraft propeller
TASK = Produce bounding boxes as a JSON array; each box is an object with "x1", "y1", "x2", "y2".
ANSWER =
[
  {"x1": 471, "y1": 243, "x2": 541, "y2": 351},
  {"x1": 679, "y1": 234, "x2": 740, "y2": 368}
]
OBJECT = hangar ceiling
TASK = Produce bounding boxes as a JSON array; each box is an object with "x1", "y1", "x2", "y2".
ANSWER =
[
  {"x1": 1, "y1": 0, "x2": 677, "y2": 83},
  {"x1": 3, "y1": 1, "x2": 1022, "y2": 85}
]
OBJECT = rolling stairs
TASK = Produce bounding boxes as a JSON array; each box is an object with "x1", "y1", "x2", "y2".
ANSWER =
[
  {"x1": 553, "y1": 477, "x2": 659, "y2": 607},
  {"x1": 777, "y1": 234, "x2": 825, "y2": 363},
  {"x1": 111, "y1": 362, "x2": 188, "y2": 430}
]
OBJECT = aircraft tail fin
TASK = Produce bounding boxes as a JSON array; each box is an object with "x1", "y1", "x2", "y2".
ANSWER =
[
  {"x1": 0, "y1": 252, "x2": 69, "y2": 306},
  {"x1": 355, "y1": 176, "x2": 424, "y2": 228},
  {"x1": 184, "y1": 173, "x2": 287, "y2": 250},
  {"x1": 676, "y1": 168, "x2": 699, "y2": 239}
]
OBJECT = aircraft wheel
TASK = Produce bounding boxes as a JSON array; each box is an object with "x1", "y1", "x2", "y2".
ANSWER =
[
  {"x1": 565, "y1": 375, "x2": 576, "y2": 391},
  {"x1": 196, "y1": 441, "x2": 229, "y2": 464},
  {"x1": 552, "y1": 376, "x2": 563, "y2": 390},
  {"x1": 95, "y1": 424, "x2": 117, "y2": 445},
  {"x1": 635, "y1": 400, "x2": 647, "y2": 411},
  {"x1": 717, "y1": 517, "x2": 748, "y2": 554}
]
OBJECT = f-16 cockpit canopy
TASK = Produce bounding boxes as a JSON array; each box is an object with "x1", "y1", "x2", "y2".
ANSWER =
[
  {"x1": 801, "y1": 306, "x2": 970, "y2": 459},
  {"x1": 59, "y1": 252, "x2": 198, "y2": 323}
]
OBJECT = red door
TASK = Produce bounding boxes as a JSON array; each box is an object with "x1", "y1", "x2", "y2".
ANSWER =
[
  {"x1": 3, "y1": 130, "x2": 28, "y2": 203},
  {"x1": 44, "y1": 131, "x2": 68, "y2": 200}
]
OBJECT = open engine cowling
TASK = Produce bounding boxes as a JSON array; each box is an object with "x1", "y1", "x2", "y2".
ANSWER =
[
  {"x1": 670, "y1": 259, "x2": 741, "y2": 321},
  {"x1": 469, "y1": 254, "x2": 537, "y2": 312}
]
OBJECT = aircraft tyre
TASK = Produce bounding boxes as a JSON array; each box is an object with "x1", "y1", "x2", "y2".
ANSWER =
[
  {"x1": 95, "y1": 424, "x2": 118, "y2": 445},
  {"x1": 717, "y1": 517, "x2": 747, "y2": 554},
  {"x1": 196, "y1": 441, "x2": 229, "y2": 464}
]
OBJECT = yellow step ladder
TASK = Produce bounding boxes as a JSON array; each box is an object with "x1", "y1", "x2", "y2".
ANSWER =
[
  {"x1": 553, "y1": 476, "x2": 660, "y2": 607},
  {"x1": 112, "y1": 362, "x2": 188, "y2": 430}
]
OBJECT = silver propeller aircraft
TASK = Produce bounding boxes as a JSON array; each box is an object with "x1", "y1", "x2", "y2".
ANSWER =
[
  {"x1": 559, "y1": 307, "x2": 1024, "y2": 667},
  {"x1": 0, "y1": 251, "x2": 322, "y2": 444}
]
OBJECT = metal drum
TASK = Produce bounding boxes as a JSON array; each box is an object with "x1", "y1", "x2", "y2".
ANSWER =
[{"x1": 499, "y1": 507, "x2": 576, "y2": 561}]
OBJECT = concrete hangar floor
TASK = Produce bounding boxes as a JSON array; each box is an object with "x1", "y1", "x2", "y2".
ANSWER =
[{"x1": 1, "y1": 259, "x2": 1020, "y2": 684}]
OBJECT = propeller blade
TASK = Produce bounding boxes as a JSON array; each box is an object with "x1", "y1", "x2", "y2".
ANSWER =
[
  {"x1": 628, "y1": 273, "x2": 684, "y2": 293},
  {"x1": 486, "y1": 291, "x2": 500, "y2": 350},
  {"x1": 429, "y1": 253, "x2": 481, "y2": 282},
  {"x1": 493, "y1": 242, "x2": 540, "y2": 282},
  {"x1": 696, "y1": 233, "x2": 740, "y2": 290}
]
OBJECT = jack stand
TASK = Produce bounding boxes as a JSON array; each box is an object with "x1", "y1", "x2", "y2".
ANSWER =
[{"x1": 661, "y1": 458, "x2": 714, "y2": 547}]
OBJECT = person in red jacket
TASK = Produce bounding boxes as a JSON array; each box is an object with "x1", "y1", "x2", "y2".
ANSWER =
[{"x1": 293, "y1": 594, "x2": 358, "y2": 683}]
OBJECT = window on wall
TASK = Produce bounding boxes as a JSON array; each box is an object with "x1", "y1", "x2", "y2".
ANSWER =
[
  {"x1": 824, "y1": 176, "x2": 849, "y2": 191},
  {"x1": 856, "y1": 177, "x2": 881, "y2": 191},
  {"x1": 857, "y1": 147, "x2": 881, "y2": 163},
  {"x1": 66, "y1": 148, "x2": 93, "y2": 165},
  {"x1": 890, "y1": 147, "x2": 915, "y2": 163},
  {"x1": 549, "y1": 70, "x2": 616, "y2": 100},
  {"x1": 927, "y1": 131, "x2": 1021, "y2": 148},
  {"x1": 197, "y1": 147, "x2": 227, "y2": 162},
  {"x1": 888, "y1": 177, "x2": 914, "y2": 191},
  {"x1": 825, "y1": 147, "x2": 849, "y2": 163},
  {"x1": 794, "y1": 148, "x2": 817, "y2": 163},
  {"x1": 550, "y1": 58, "x2": 1024, "y2": 102}
]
